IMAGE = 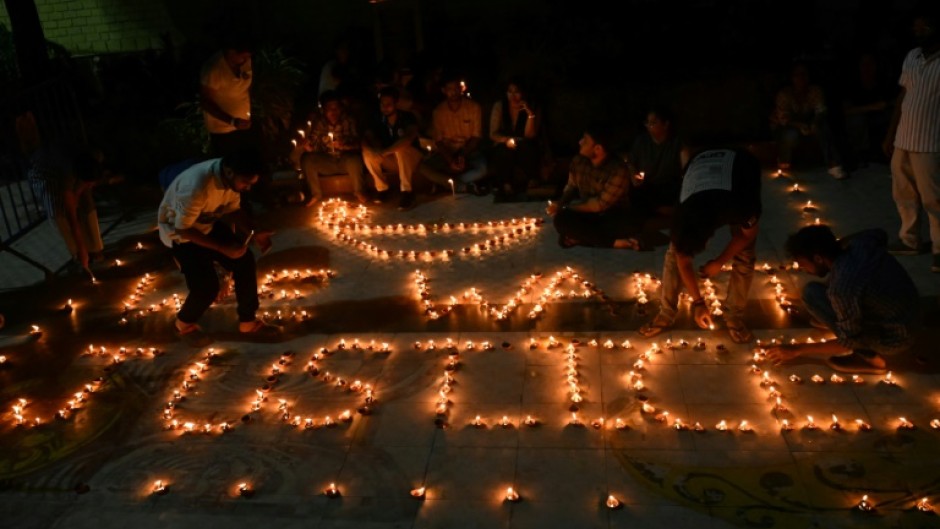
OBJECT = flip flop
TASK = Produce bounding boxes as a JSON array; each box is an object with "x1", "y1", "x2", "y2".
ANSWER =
[
  {"x1": 239, "y1": 320, "x2": 283, "y2": 341},
  {"x1": 177, "y1": 324, "x2": 213, "y2": 347},
  {"x1": 638, "y1": 314, "x2": 672, "y2": 338}
]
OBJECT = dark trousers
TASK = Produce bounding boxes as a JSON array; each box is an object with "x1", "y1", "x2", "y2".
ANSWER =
[
  {"x1": 553, "y1": 207, "x2": 641, "y2": 247},
  {"x1": 172, "y1": 223, "x2": 259, "y2": 324}
]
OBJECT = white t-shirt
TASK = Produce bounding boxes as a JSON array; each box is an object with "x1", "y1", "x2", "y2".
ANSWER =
[
  {"x1": 158, "y1": 159, "x2": 241, "y2": 247},
  {"x1": 679, "y1": 149, "x2": 736, "y2": 203},
  {"x1": 201, "y1": 52, "x2": 252, "y2": 134}
]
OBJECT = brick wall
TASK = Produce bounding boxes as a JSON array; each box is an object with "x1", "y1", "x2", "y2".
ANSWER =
[{"x1": 0, "y1": 0, "x2": 181, "y2": 55}]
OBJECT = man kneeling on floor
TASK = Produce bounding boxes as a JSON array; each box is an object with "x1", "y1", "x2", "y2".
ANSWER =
[
  {"x1": 767, "y1": 225, "x2": 920, "y2": 374},
  {"x1": 158, "y1": 149, "x2": 281, "y2": 346}
]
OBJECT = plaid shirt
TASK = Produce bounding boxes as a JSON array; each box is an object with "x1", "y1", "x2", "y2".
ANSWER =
[
  {"x1": 562, "y1": 154, "x2": 630, "y2": 211},
  {"x1": 309, "y1": 114, "x2": 359, "y2": 154},
  {"x1": 828, "y1": 229, "x2": 919, "y2": 351}
]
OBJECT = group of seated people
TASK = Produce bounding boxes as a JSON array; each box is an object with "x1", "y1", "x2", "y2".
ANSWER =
[{"x1": 288, "y1": 71, "x2": 549, "y2": 211}]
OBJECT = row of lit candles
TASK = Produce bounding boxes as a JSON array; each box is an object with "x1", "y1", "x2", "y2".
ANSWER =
[
  {"x1": 139, "y1": 477, "x2": 935, "y2": 512},
  {"x1": 315, "y1": 199, "x2": 541, "y2": 262},
  {"x1": 415, "y1": 267, "x2": 610, "y2": 321}
]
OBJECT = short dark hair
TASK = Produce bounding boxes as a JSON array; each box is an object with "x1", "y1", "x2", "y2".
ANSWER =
[
  {"x1": 785, "y1": 225, "x2": 842, "y2": 261},
  {"x1": 378, "y1": 86, "x2": 400, "y2": 101},
  {"x1": 223, "y1": 148, "x2": 265, "y2": 177},
  {"x1": 319, "y1": 90, "x2": 341, "y2": 108},
  {"x1": 584, "y1": 121, "x2": 616, "y2": 154},
  {"x1": 647, "y1": 104, "x2": 675, "y2": 125}
]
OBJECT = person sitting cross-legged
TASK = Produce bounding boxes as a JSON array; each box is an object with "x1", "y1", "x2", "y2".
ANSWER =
[
  {"x1": 546, "y1": 123, "x2": 642, "y2": 249},
  {"x1": 301, "y1": 90, "x2": 367, "y2": 207},
  {"x1": 158, "y1": 149, "x2": 281, "y2": 346},
  {"x1": 766, "y1": 225, "x2": 920, "y2": 374},
  {"x1": 362, "y1": 86, "x2": 424, "y2": 210}
]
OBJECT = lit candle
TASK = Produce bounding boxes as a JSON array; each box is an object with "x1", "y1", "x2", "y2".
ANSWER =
[
  {"x1": 410, "y1": 486, "x2": 426, "y2": 499},
  {"x1": 325, "y1": 482, "x2": 341, "y2": 498},
  {"x1": 606, "y1": 494, "x2": 622, "y2": 509},
  {"x1": 448, "y1": 178, "x2": 455, "y2": 197},
  {"x1": 857, "y1": 494, "x2": 874, "y2": 512},
  {"x1": 151, "y1": 479, "x2": 168, "y2": 495},
  {"x1": 830, "y1": 414, "x2": 841, "y2": 430},
  {"x1": 715, "y1": 420, "x2": 728, "y2": 431},
  {"x1": 916, "y1": 497, "x2": 933, "y2": 513},
  {"x1": 505, "y1": 486, "x2": 520, "y2": 502},
  {"x1": 238, "y1": 482, "x2": 253, "y2": 497},
  {"x1": 855, "y1": 419, "x2": 871, "y2": 431},
  {"x1": 898, "y1": 417, "x2": 915, "y2": 430}
]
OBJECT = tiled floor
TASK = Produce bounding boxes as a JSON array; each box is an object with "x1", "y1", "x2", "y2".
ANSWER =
[{"x1": 0, "y1": 161, "x2": 939, "y2": 529}]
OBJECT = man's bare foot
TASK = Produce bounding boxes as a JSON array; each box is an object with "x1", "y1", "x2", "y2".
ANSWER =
[
  {"x1": 304, "y1": 196, "x2": 321, "y2": 208},
  {"x1": 613, "y1": 238, "x2": 639, "y2": 250}
]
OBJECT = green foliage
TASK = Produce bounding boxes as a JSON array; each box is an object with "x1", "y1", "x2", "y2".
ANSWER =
[{"x1": 249, "y1": 46, "x2": 308, "y2": 164}]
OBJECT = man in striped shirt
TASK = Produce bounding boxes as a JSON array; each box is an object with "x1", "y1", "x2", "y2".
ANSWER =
[{"x1": 883, "y1": 3, "x2": 940, "y2": 273}]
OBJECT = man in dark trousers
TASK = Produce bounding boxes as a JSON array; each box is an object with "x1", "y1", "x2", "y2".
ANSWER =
[{"x1": 158, "y1": 149, "x2": 280, "y2": 346}]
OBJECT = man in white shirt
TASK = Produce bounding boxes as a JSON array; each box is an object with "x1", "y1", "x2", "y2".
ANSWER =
[
  {"x1": 200, "y1": 41, "x2": 253, "y2": 158},
  {"x1": 883, "y1": 3, "x2": 940, "y2": 273},
  {"x1": 158, "y1": 149, "x2": 278, "y2": 346}
]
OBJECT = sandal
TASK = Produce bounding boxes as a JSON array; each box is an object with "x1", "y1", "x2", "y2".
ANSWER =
[
  {"x1": 239, "y1": 320, "x2": 283, "y2": 341},
  {"x1": 724, "y1": 319, "x2": 754, "y2": 344},
  {"x1": 177, "y1": 322, "x2": 213, "y2": 348},
  {"x1": 638, "y1": 314, "x2": 672, "y2": 338}
]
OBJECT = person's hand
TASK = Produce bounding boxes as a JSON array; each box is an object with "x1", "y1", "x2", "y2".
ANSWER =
[
  {"x1": 233, "y1": 117, "x2": 251, "y2": 130},
  {"x1": 699, "y1": 259, "x2": 723, "y2": 279},
  {"x1": 882, "y1": 138, "x2": 895, "y2": 159},
  {"x1": 766, "y1": 345, "x2": 801, "y2": 365},
  {"x1": 546, "y1": 201, "x2": 559, "y2": 216},
  {"x1": 219, "y1": 243, "x2": 248, "y2": 260},
  {"x1": 253, "y1": 230, "x2": 274, "y2": 254},
  {"x1": 693, "y1": 303, "x2": 714, "y2": 330}
]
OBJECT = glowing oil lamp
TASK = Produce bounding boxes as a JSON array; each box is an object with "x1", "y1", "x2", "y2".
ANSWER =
[
  {"x1": 916, "y1": 497, "x2": 933, "y2": 513},
  {"x1": 325, "y1": 482, "x2": 341, "y2": 498},
  {"x1": 410, "y1": 486, "x2": 426, "y2": 499},
  {"x1": 606, "y1": 494, "x2": 622, "y2": 509},
  {"x1": 237, "y1": 482, "x2": 253, "y2": 497},
  {"x1": 505, "y1": 487, "x2": 520, "y2": 502},
  {"x1": 857, "y1": 494, "x2": 874, "y2": 512},
  {"x1": 152, "y1": 480, "x2": 168, "y2": 495}
]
